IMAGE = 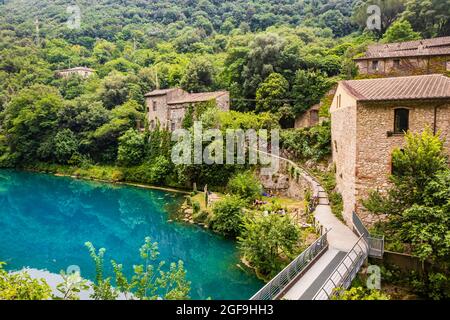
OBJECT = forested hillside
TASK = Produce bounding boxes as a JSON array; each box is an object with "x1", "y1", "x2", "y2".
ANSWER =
[{"x1": 0, "y1": 0, "x2": 447, "y2": 177}]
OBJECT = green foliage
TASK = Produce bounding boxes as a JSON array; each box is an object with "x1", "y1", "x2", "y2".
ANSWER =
[
  {"x1": 292, "y1": 70, "x2": 331, "y2": 115},
  {"x1": 364, "y1": 129, "x2": 450, "y2": 299},
  {"x1": 117, "y1": 129, "x2": 145, "y2": 166},
  {"x1": 227, "y1": 171, "x2": 262, "y2": 202},
  {"x1": 401, "y1": 0, "x2": 450, "y2": 37},
  {"x1": 281, "y1": 121, "x2": 332, "y2": 162},
  {"x1": 382, "y1": 19, "x2": 421, "y2": 43},
  {"x1": 210, "y1": 195, "x2": 247, "y2": 237},
  {"x1": 85, "y1": 237, "x2": 190, "y2": 300},
  {"x1": 238, "y1": 213, "x2": 301, "y2": 278},
  {"x1": 333, "y1": 287, "x2": 390, "y2": 300},
  {"x1": 255, "y1": 73, "x2": 289, "y2": 113},
  {"x1": 180, "y1": 57, "x2": 216, "y2": 92},
  {"x1": 0, "y1": 262, "x2": 52, "y2": 300},
  {"x1": 53, "y1": 129, "x2": 79, "y2": 164},
  {"x1": 54, "y1": 271, "x2": 90, "y2": 300},
  {"x1": 329, "y1": 191, "x2": 344, "y2": 222}
]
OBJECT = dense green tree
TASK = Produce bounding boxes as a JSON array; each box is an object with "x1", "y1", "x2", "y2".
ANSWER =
[
  {"x1": 180, "y1": 57, "x2": 215, "y2": 92},
  {"x1": 292, "y1": 70, "x2": 330, "y2": 115},
  {"x1": 53, "y1": 129, "x2": 79, "y2": 164},
  {"x1": 227, "y1": 171, "x2": 262, "y2": 202},
  {"x1": 352, "y1": 0, "x2": 406, "y2": 34},
  {"x1": 238, "y1": 213, "x2": 301, "y2": 277},
  {"x1": 382, "y1": 19, "x2": 421, "y2": 43},
  {"x1": 211, "y1": 195, "x2": 247, "y2": 238},
  {"x1": 1, "y1": 85, "x2": 64, "y2": 163},
  {"x1": 117, "y1": 129, "x2": 145, "y2": 166},
  {"x1": 255, "y1": 73, "x2": 290, "y2": 113},
  {"x1": 401, "y1": 0, "x2": 450, "y2": 37}
]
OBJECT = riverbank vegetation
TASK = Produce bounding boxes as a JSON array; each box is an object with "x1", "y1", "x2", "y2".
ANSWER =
[
  {"x1": 182, "y1": 171, "x2": 316, "y2": 280},
  {"x1": 0, "y1": 238, "x2": 190, "y2": 300}
]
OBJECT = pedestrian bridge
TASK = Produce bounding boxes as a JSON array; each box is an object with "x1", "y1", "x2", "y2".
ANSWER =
[{"x1": 250, "y1": 153, "x2": 382, "y2": 300}]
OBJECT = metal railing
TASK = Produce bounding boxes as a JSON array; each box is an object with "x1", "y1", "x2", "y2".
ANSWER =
[
  {"x1": 312, "y1": 235, "x2": 369, "y2": 300},
  {"x1": 352, "y1": 211, "x2": 384, "y2": 258},
  {"x1": 250, "y1": 230, "x2": 330, "y2": 300}
]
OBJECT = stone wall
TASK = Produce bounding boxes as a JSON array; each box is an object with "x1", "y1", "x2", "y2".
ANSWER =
[
  {"x1": 257, "y1": 158, "x2": 312, "y2": 201},
  {"x1": 145, "y1": 89, "x2": 186, "y2": 129},
  {"x1": 356, "y1": 56, "x2": 450, "y2": 77},
  {"x1": 355, "y1": 101, "x2": 450, "y2": 226},
  {"x1": 330, "y1": 85, "x2": 358, "y2": 224}
]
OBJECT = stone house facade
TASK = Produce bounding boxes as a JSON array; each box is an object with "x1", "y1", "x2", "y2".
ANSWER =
[
  {"x1": 55, "y1": 67, "x2": 95, "y2": 78},
  {"x1": 330, "y1": 74, "x2": 450, "y2": 226},
  {"x1": 354, "y1": 37, "x2": 450, "y2": 76},
  {"x1": 144, "y1": 88, "x2": 230, "y2": 131}
]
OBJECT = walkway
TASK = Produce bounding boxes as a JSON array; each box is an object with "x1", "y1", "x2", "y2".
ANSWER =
[{"x1": 255, "y1": 150, "x2": 361, "y2": 300}]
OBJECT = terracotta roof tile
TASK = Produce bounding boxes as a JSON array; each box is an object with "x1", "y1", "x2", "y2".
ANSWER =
[
  {"x1": 168, "y1": 91, "x2": 228, "y2": 104},
  {"x1": 341, "y1": 74, "x2": 450, "y2": 101},
  {"x1": 144, "y1": 88, "x2": 179, "y2": 97},
  {"x1": 354, "y1": 36, "x2": 450, "y2": 60}
]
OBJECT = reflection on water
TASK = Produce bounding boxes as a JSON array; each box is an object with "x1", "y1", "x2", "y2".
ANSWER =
[{"x1": 0, "y1": 170, "x2": 263, "y2": 299}]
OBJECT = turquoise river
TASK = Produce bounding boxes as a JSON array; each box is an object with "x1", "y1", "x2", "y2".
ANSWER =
[{"x1": 0, "y1": 170, "x2": 263, "y2": 299}]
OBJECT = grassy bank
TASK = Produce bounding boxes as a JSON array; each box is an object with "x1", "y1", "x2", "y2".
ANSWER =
[{"x1": 22, "y1": 162, "x2": 190, "y2": 194}]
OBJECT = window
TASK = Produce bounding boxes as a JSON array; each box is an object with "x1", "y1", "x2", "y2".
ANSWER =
[
  {"x1": 150, "y1": 120, "x2": 155, "y2": 129},
  {"x1": 334, "y1": 140, "x2": 338, "y2": 153},
  {"x1": 171, "y1": 122, "x2": 176, "y2": 131},
  {"x1": 394, "y1": 108, "x2": 409, "y2": 133},
  {"x1": 372, "y1": 60, "x2": 379, "y2": 71},
  {"x1": 152, "y1": 101, "x2": 157, "y2": 111},
  {"x1": 393, "y1": 59, "x2": 400, "y2": 67}
]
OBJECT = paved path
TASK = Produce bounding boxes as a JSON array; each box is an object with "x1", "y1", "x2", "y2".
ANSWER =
[{"x1": 257, "y1": 150, "x2": 359, "y2": 300}]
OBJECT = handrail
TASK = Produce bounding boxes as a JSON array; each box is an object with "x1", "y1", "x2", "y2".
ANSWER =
[
  {"x1": 352, "y1": 211, "x2": 385, "y2": 258},
  {"x1": 250, "y1": 229, "x2": 330, "y2": 300},
  {"x1": 312, "y1": 235, "x2": 369, "y2": 300}
]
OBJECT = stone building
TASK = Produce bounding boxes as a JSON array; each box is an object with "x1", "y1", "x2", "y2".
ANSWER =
[
  {"x1": 55, "y1": 67, "x2": 95, "y2": 78},
  {"x1": 294, "y1": 104, "x2": 320, "y2": 129},
  {"x1": 354, "y1": 37, "x2": 450, "y2": 76},
  {"x1": 330, "y1": 74, "x2": 450, "y2": 226},
  {"x1": 294, "y1": 88, "x2": 336, "y2": 129},
  {"x1": 144, "y1": 88, "x2": 230, "y2": 130}
]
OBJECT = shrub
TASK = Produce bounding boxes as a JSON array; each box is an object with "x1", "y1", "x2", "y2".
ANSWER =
[
  {"x1": 280, "y1": 121, "x2": 331, "y2": 162},
  {"x1": 117, "y1": 129, "x2": 145, "y2": 166},
  {"x1": 333, "y1": 287, "x2": 390, "y2": 300},
  {"x1": 238, "y1": 213, "x2": 301, "y2": 278},
  {"x1": 210, "y1": 195, "x2": 247, "y2": 237},
  {"x1": 227, "y1": 171, "x2": 262, "y2": 202},
  {"x1": 0, "y1": 262, "x2": 52, "y2": 300}
]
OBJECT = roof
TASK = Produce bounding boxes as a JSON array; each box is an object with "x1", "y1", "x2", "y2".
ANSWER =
[
  {"x1": 168, "y1": 91, "x2": 228, "y2": 105},
  {"x1": 57, "y1": 67, "x2": 95, "y2": 73},
  {"x1": 354, "y1": 36, "x2": 450, "y2": 60},
  {"x1": 341, "y1": 74, "x2": 450, "y2": 102},
  {"x1": 144, "y1": 88, "x2": 179, "y2": 97}
]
